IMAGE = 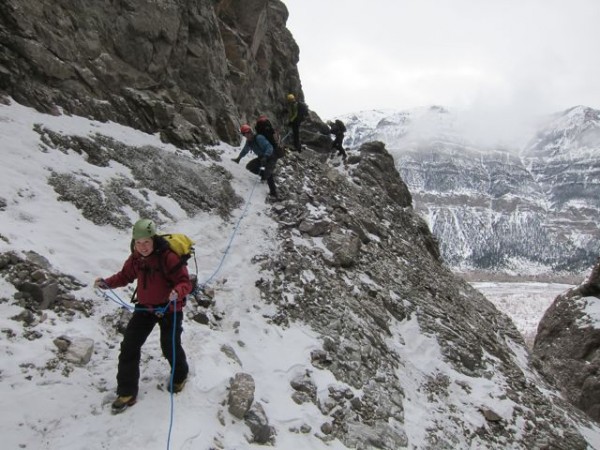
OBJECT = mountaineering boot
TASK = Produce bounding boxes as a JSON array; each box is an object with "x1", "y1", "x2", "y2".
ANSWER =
[
  {"x1": 267, "y1": 192, "x2": 281, "y2": 203},
  {"x1": 168, "y1": 377, "x2": 187, "y2": 394},
  {"x1": 111, "y1": 395, "x2": 136, "y2": 414}
]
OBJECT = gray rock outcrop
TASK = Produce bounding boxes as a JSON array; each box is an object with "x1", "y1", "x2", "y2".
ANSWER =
[
  {"x1": 256, "y1": 142, "x2": 591, "y2": 449},
  {"x1": 533, "y1": 258, "x2": 600, "y2": 421},
  {"x1": 54, "y1": 335, "x2": 95, "y2": 366},
  {"x1": 0, "y1": 0, "x2": 303, "y2": 148},
  {"x1": 228, "y1": 372, "x2": 255, "y2": 419}
]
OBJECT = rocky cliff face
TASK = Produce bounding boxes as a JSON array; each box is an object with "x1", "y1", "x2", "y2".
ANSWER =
[
  {"x1": 343, "y1": 106, "x2": 600, "y2": 278},
  {"x1": 533, "y1": 259, "x2": 600, "y2": 422},
  {"x1": 521, "y1": 106, "x2": 600, "y2": 222},
  {"x1": 0, "y1": 0, "x2": 301, "y2": 148}
]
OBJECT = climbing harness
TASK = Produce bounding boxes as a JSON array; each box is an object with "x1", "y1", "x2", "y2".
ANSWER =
[{"x1": 95, "y1": 287, "x2": 173, "y2": 316}]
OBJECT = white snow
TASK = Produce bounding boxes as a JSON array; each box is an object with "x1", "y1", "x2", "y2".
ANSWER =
[
  {"x1": 472, "y1": 282, "x2": 572, "y2": 344},
  {"x1": 577, "y1": 296, "x2": 600, "y2": 327}
]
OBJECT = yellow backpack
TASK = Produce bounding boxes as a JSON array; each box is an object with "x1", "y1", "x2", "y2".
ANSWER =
[{"x1": 161, "y1": 233, "x2": 195, "y2": 263}]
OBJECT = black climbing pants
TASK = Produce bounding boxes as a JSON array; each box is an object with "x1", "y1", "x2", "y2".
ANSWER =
[
  {"x1": 116, "y1": 310, "x2": 188, "y2": 397},
  {"x1": 246, "y1": 157, "x2": 278, "y2": 196}
]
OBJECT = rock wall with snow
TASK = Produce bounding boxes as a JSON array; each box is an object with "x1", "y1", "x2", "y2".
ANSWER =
[
  {"x1": 533, "y1": 258, "x2": 600, "y2": 423},
  {"x1": 0, "y1": 0, "x2": 303, "y2": 148}
]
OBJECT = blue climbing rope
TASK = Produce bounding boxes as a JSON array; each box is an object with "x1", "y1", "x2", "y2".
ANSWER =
[
  {"x1": 95, "y1": 286, "x2": 173, "y2": 315},
  {"x1": 94, "y1": 286, "x2": 133, "y2": 311},
  {"x1": 280, "y1": 130, "x2": 292, "y2": 145},
  {"x1": 197, "y1": 176, "x2": 259, "y2": 289},
  {"x1": 166, "y1": 297, "x2": 177, "y2": 450}
]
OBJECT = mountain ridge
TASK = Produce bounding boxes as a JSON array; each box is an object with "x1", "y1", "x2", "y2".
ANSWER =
[{"x1": 342, "y1": 105, "x2": 600, "y2": 278}]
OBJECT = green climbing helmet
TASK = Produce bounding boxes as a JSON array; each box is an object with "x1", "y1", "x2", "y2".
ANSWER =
[{"x1": 132, "y1": 219, "x2": 157, "y2": 240}]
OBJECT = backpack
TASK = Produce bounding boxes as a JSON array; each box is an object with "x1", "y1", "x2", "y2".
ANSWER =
[
  {"x1": 334, "y1": 119, "x2": 346, "y2": 133},
  {"x1": 297, "y1": 101, "x2": 309, "y2": 120},
  {"x1": 161, "y1": 233, "x2": 194, "y2": 266},
  {"x1": 255, "y1": 115, "x2": 285, "y2": 159},
  {"x1": 255, "y1": 116, "x2": 277, "y2": 146},
  {"x1": 162, "y1": 233, "x2": 198, "y2": 294}
]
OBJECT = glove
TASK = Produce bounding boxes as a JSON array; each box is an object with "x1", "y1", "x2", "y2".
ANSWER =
[
  {"x1": 232, "y1": 157, "x2": 240, "y2": 164},
  {"x1": 259, "y1": 157, "x2": 267, "y2": 180},
  {"x1": 94, "y1": 278, "x2": 107, "y2": 289},
  {"x1": 169, "y1": 290, "x2": 178, "y2": 302}
]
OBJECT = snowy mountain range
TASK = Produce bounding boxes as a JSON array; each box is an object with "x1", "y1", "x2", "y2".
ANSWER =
[{"x1": 341, "y1": 105, "x2": 600, "y2": 279}]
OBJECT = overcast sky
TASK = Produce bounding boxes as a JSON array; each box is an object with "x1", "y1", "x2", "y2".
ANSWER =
[{"x1": 282, "y1": 0, "x2": 600, "y2": 122}]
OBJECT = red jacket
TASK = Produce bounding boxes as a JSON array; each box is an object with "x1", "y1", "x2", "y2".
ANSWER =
[{"x1": 104, "y1": 244, "x2": 192, "y2": 312}]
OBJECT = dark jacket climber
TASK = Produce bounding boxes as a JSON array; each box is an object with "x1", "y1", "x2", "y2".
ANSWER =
[
  {"x1": 286, "y1": 93, "x2": 308, "y2": 152},
  {"x1": 328, "y1": 119, "x2": 347, "y2": 159}
]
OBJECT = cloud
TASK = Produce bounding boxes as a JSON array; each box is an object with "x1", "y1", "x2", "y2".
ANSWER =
[{"x1": 284, "y1": 0, "x2": 600, "y2": 128}]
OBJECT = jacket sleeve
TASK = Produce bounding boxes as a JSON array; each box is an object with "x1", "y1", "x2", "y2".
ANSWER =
[
  {"x1": 103, "y1": 255, "x2": 136, "y2": 288},
  {"x1": 288, "y1": 103, "x2": 298, "y2": 123},
  {"x1": 163, "y1": 251, "x2": 192, "y2": 301},
  {"x1": 256, "y1": 134, "x2": 273, "y2": 158},
  {"x1": 237, "y1": 141, "x2": 251, "y2": 159}
]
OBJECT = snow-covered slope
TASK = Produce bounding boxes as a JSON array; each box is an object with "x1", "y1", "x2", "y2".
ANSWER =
[
  {"x1": 0, "y1": 101, "x2": 343, "y2": 450},
  {"x1": 2, "y1": 100, "x2": 600, "y2": 449}
]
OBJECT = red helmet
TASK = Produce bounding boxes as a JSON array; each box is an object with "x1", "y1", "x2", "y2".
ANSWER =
[{"x1": 240, "y1": 124, "x2": 252, "y2": 134}]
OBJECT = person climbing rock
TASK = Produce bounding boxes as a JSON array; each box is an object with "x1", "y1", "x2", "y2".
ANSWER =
[
  {"x1": 232, "y1": 124, "x2": 280, "y2": 200},
  {"x1": 286, "y1": 93, "x2": 308, "y2": 152}
]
